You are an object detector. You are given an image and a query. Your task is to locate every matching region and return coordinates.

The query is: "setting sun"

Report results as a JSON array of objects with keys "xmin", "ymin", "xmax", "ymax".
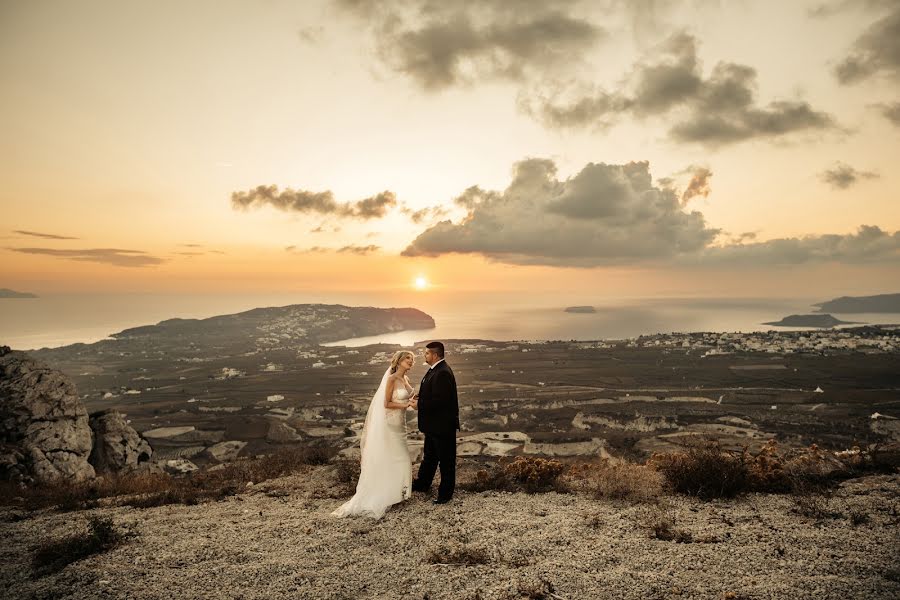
[{"xmin": 414, "ymin": 276, "xmax": 428, "ymax": 290}]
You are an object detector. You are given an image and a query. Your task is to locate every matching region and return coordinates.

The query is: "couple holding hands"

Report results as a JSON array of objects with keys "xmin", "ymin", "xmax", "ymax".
[{"xmin": 332, "ymin": 341, "xmax": 460, "ymax": 519}]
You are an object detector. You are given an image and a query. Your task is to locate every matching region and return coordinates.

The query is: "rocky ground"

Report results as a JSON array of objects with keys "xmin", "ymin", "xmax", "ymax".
[{"xmin": 2, "ymin": 466, "xmax": 898, "ymax": 600}]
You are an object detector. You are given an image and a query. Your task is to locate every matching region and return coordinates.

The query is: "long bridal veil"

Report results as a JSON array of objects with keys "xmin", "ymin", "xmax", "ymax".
[{"xmin": 331, "ymin": 367, "xmax": 410, "ymax": 519}]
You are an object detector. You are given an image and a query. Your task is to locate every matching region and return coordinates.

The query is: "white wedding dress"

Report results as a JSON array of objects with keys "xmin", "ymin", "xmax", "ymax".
[{"xmin": 331, "ymin": 368, "xmax": 412, "ymax": 519}]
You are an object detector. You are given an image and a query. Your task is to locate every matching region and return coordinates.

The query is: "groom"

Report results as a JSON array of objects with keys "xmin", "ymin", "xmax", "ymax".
[{"xmin": 409, "ymin": 341, "xmax": 459, "ymax": 504}]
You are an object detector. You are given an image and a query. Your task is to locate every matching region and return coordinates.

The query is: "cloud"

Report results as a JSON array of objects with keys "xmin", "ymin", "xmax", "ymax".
[
  {"xmin": 679, "ymin": 166, "xmax": 713, "ymax": 205},
  {"xmin": 13, "ymin": 230, "xmax": 79, "ymax": 240},
  {"xmin": 337, "ymin": 244, "xmax": 380, "ymax": 255},
  {"xmin": 7, "ymin": 247, "xmax": 164, "ymax": 267},
  {"xmin": 231, "ymin": 186, "xmax": 397, "ymax": 219},
  {"xmin": 286, "ymin": 244, "xmax": 380, "ymax": 255},
  {"xmin": 690, "ymin": 225, "xmax": 900, "ymax": 266},
  {"xmin": 401, "ymin": 157, "xmax": 900, "ymax": 267},
  {"xmin": 400, "ymin": 204, "xmax": 450, "ymax": 224},
  {"xmin": 402, "ymin": 158, "xmax": 720, "ymax": 267},
  {"xmin": 834, "ymin": 6, "xmax": 900, "ymax": 84},
  {"xmin": 523, "ymin": 33, "xmax": 836, "ymax": 146},
  {"xmin": 819, "ymin": 162, "xmax": 880, "ymax": 189},
  {"xmin": 809, "ymin": 0, "xmax": 896, "ymax": 19},
  {"xmin": 877, "ymin": 101, "xmax": 900, "ymax": 126},
  {"xmin": 335, "ymin": 0, "xmax": 603, "ymax": 90},
  {"xmin": 298, "ymin": 26, "xmax": 324, "ymax": 44},
  {"xmin": 659, "ymin": 164, "xmax": 714, "ymax": 206}
]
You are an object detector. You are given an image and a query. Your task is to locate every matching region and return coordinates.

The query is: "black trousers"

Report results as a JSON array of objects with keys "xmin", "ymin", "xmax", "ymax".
[{"xmin": 413, "ymin": 432, "xmax": 456, "ymax": 499}]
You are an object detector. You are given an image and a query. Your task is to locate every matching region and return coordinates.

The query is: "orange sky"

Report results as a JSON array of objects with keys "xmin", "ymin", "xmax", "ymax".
[{"xmin": 2, "ymin": 1, "xmax": 899, "ymax": 299}]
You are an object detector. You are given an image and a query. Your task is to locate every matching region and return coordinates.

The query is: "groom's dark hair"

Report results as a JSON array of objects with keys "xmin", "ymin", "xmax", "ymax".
[{"xmin": 426, "ymin": 341, "xmax": 444, "ymax": 358}]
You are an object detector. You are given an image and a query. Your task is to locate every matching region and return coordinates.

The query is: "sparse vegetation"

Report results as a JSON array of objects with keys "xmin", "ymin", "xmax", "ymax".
[
  {"xmin": 585, "ymin": 460, "xmax": 664, "ymax": 502},
  {"xmin": 648, "ymin": 438, "xmax": 886, "ymax": 500},
  {"xmin": 427, "ymin": 543, "xmax": 491, "ymax": 566},
  {"xmin": 649, "ymin": 439, "xmax": 749, "ymax": 499},
  {"xmin": 32, "ymin": 515, "xmax": 132, "ymax": 576},
  {"xmin": 463, "ymin": 456, "xmax": 567, "ymax": 494},
  {"xmin": 0, "ymin": 443, "xmax": 338, "ymax": 511},
  {"xmin": 640, "ymin": 503, "xmax": 693, "ymax": 543}
]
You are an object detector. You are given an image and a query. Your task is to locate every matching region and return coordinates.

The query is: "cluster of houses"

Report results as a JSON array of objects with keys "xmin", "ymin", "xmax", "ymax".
[{"xmin": 627, "ymin": 328, "xmax": 899, "ymax": 355}]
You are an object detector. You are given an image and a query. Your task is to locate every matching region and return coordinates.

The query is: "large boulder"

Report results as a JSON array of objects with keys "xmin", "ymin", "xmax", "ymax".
[
  {"xmin": 205, "ymin": 440, "xmax": 247, "ymax": 462},
  {"xmin": 0, "ymin": 346, "xmax": 96, "ymax": 484},
  {"xmin": 88, "ymin": 409, "xmax": 153, "ymax": 474}
]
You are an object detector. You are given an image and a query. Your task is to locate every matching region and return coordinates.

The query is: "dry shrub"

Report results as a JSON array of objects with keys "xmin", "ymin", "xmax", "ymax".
[
  {"xmin": 640, "ymin": 503, "xmax": 693, "ymax": 543},
  {"xmin": 3, "ymin": 443, "xmax": 335, "ymax": 511},
  {"xmin": 590, "ymin": 460, "xmax": 664, "ymax": 502},
  {"xmin": 649, "ymin": 439, "xmax": 861, "ymax": 499},
  {"xmin": 427, "ymin": 543, "xmax": 490, "ymax": 566},
  {"xmin": 32, "ymin": 515, "xmax": 133, "ymax": 577},
  {"xmin": 649, "ymin": 440, "xmax": 748, "ymax": 500},
  {"xmin": 464, "ymin": 457, "xmax": 567, "ymax": 494},
  {"xmin": 505, "ymin": 457, "xmax": 566, "ymax": 493},
  {"xmin": 744, "ymin": 440, "xmax": 792, "ymax": 492},
  {"xmin": 500, "ymin": 577, "xmax": 559, "ymax": 599},
  {"xmin": 332, "ymin": 458, "xmax": 360, "ymax": 487},
  {"xmin": 790, "ymin": 492, "xmax": 842, "ymax": 520}
]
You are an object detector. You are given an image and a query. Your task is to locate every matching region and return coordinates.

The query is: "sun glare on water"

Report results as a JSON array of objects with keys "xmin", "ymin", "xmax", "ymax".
[{"xmin": 414, "ymin": 276, "xmax": 428, "ymax": 290}]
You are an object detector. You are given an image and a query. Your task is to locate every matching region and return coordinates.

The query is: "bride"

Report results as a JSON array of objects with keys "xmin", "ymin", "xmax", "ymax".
[{"xmin": 331, "ymin": 350, "xmax": 415, "ymax": 519}]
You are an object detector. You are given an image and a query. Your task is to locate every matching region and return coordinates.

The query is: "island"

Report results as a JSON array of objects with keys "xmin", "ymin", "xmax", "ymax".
[
  {"xmin": 813, "ymin": 293, "xmax": 900, "ymax": 313},
  {"xmin": 762, "ymin": 313, "xmax": 860, "ymax": 328},
  {"xmin": 27, "ymin": 303, "xmax": 435, "ymax": 358},
  {"xmin": 565, "ymin": 306, "xmax": 596, "ymax": 314},
  {"xmin": 0, "ymin": 288, "xmax": 37, "ymax": 298}
]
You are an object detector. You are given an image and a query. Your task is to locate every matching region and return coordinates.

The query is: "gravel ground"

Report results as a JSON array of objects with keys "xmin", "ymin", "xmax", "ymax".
[{"xmin": 2, "ymin": 468, "xmax": 899, "ymax": 600}]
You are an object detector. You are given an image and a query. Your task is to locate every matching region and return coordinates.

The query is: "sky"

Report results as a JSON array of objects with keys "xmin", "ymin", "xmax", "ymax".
[{"xmin": 1, "ymin": 0, "xmax": 899, "ymax": 300}]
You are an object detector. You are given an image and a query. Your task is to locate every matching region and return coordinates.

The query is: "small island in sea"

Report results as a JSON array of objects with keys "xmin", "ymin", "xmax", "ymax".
[
  {"xmin": 813, "ymin": 293, "xmax": 900, "ymax": 313},
  {"xmin": 564, "ymin": 305, "xmax": 596, "ymax": 313},
  {"xmin": 763, "ymin": 313, "xmax": 860, "ymax": 327},
  {"xmin": 0, "ymin": 288, "xmax": 37, "ymax": 298}
]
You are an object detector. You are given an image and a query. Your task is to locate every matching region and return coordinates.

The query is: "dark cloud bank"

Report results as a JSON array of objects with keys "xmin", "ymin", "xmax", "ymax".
[
  {"xmin": 402, "ymin": 158, "xmax": 900, "ymax": 268},
  {"xmin": 522, "ymin": 33, "xmax": 836, "ymax": 146},
  {"xmin": 335, "ymin": 0, "xmax": 603, "ymax": 91},
  {"xmin": 231, "ymin": 186, "xmax": 397, "ymax": 219},
  {"xmin": 7, "ymin": 247, "xmax": 164, "ymax": 267}
]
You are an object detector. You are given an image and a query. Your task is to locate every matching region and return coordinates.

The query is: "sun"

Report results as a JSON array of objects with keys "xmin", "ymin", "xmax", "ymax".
[{"xmin": 414, "ymin": 276, "xmax": 428, "ymax": 290}]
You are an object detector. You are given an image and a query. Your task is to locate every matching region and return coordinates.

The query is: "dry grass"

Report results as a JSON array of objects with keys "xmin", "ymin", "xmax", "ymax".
[
  {"xmin": 427, "ymin": 543, "xmax": 491, "ymax": 566},
  {"xmin": 31, "ymin": 515, "xmax": 133, "ymax": 577},
  {"xmin": 462, "ymin": 457, "xmax": 567, "ymax": 494},
  {"xmin": 639, "ymin": 503, "xmax": 694, "ymax": 543},
  {"xmin": 648, "ymin": 438, "xmax": 883, "ymax": 500},
  {"xmin": 0, "ymin": 443, "xmax": 337, "ymax": 511},
  {"xmin": 649, "ymin": 440, "xmax": 749, "ymax": 499},
  {"xmin": 577, "ymin": 460, "xmax": 664, "ymax": 502}
]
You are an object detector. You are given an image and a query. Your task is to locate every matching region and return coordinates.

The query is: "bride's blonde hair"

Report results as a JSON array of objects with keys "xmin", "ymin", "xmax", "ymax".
[{"xmin": 389, "ymin": 350, "xmax": 415, "ymax": 374}]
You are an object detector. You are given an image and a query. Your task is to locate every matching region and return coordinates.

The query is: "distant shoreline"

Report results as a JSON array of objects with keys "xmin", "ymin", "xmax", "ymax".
[{"xmin": 0, "ymin": 288, "xmax": 37, "ymax": 299}]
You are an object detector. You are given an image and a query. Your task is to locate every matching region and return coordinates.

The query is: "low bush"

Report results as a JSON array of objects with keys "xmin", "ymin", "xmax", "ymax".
[
  {"xmin": 32, "ymin": 515, "xmax": 132, "ymax": 576},
  {"xmin": 589, "ymin": 460, "xmax": 664, "ymax": 502},
  {"xmin": 427, "ymin": 543, "xmax": 490, "ymax": 566},
  {"xmin": 463, "ymin": 457, "xmax": 567, "ymax": 494},
  {"xmin": 649, "ymin": 440, "xmax": 748, "ymax": 500},
  {"xmin": 2, "ymin": 443, "xmax": 337, "ymax": 511}
]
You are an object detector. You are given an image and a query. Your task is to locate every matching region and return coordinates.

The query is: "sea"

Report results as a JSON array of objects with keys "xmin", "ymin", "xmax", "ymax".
[{"xmin": 2, "ymin": 292, "xmax": 898, "ymax": 351}]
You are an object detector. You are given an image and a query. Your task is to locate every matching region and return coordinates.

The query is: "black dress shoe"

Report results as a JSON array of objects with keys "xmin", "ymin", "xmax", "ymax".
[{"xmin": 432, "ymin": 497, "xmax": 452, "ymax": 504}]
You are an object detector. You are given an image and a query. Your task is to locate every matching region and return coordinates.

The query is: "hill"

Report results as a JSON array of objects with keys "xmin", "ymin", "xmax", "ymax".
[
  {"xmin": 813, "ymin": 294, "xmax": 900, "ymax": 313},
  {"xmin": 1, "ymin": 459, "xmax": 898, "ymax": 600}
]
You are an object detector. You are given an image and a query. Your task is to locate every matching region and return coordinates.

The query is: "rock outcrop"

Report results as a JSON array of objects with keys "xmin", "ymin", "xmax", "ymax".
[
  {"xmin": 0, "ymin": 346, "xmax": 96, "ymax": 484},
  {"xmin": 88, "ymin": 409, "xmax": 153, "ymax": 474},
  {"xmin": 205, "ymin": 440, "xmax": 247, "ymax": 462}
]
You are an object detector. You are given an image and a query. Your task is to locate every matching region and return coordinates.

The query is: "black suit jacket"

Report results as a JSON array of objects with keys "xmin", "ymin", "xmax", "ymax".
[{"xmin": 417, "ymin": 360, "xmax": 460, "ymax": 435}]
